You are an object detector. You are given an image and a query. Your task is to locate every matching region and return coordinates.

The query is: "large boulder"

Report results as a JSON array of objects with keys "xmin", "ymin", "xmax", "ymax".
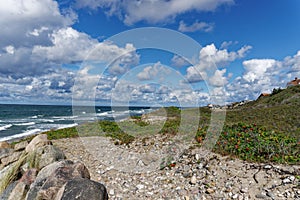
[
  {"xmin": 0, "ymin": 182, "xmax": 18, "ymax": 200},
  {"xmin": 6, "ymin": 169, "xmax": 38, "ymax": 200},
  {"xmin": 0, "ymin": 142, "xmax": 11, "ymax": 149},
  {"xmin": 34, "ymin": 145, "xmax": 66, "ymax": 170},
  {"xmin": 25, "ymin": 134, "xmax": 51, "ymax": 153},
  {"xmin": 1, "ymin": 151, "xmax": 23, "ymax": 166},
  {"xmin": 14, "ymin": 141, "xmax": 29, "ymax": 151},
  {"xmin": 25, "ymin": 160, "xmax": 90, "ymax": 200},
  {"xmin": 0, "ymin": 148, "xmax": 14, "ymax": 160},
  {"xmin": 55, "ymin": 178, "xmax": 108, "ymax": 200}
]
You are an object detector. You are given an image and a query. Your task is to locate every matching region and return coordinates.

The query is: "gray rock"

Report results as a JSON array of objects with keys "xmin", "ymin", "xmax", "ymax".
[
  {"xmin": 35, "ymin": 145, "xmax": 66, "ymax": 169},
  {"xmin": 14, "ymin": 141, "xmax": 29, "ymax": 151},
  {"xmin": 0, "ymin": 148, "xmax": 14, "ymax": 160},
  {"xmin": 8, "ymin": 182, "xmax": 28, "ymax": 200},
  {"xmin": 0, "ymin": 142, "xmax": 10, "ymax": 149},
  {"xmin": 25, "ymin": 134, "xmax": 51, "ymax": 153},
  {"xmin": 55, "ymin": 178, "xmax": 108, "ymax": 200},
  {"xmin": 26, "ymin": 160, "xmax": 90, "ymax": 200},
  {"xmin": 255, "ymin": 194, "xmax": 268, "ymax": 199},
  {"xmin": 1, "ymin": 151, "xmax": 22, "ymax": 166},
  {"xmin": 0, "ymin": 181, "xmax": 18, "ymax": 200}
]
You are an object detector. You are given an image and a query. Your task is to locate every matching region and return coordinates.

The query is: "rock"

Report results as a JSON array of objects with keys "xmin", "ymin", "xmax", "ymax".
[
  {"xmin": 109, "ymin": 189, "xmax": 115, "ymax": 196},
  {"xmin": 35, "ymin": 145, "xmax": 66, "ymax": 169},
  {"xmin": 26, "ymin": 160, "xmax": 90, "ymax": 200},
  {"xmin": 240, "ymin": 188, "xmax": 248, "ymax": 193},
  {"xmin": 0, "ymin": 148, "xmax": 14, "ymax": 159},
  {"xmin": 0, "ymin": 181, "xmax": 18, "ymax": 200},
  {"xmin": 190, "ymin": 175, "xmax": 197, "ymax": 184},
  {"xmin": 255, "ymin": 194, "xmax": 268, "ymax": 199},
  {"xmin": 1, "ymin": 151, "xmax": 23, "ymax": 166},
  {"xmin": 55, "ymin": 178, "xmax": 108, "ymax": 200},
  {"xmin": 25, "ymin": 134, "xmax": 51, "ymax": 153},
  {"xmin": 206, "ymin": 188, "xmax": 214, "ymax": 194},
  {"xmin": 14, "ymin": 141, "xmax": 28, "ymax": 151},
  {"xmin": 136, "ymin": 184, "xmax": 145, "ymax": 190},
  {"xmin": 8, "ymin": 182, "xmax": 28, "ymax": 200},
  {"xmin": 19, "ymin": 168, "xmax": 38, "ymax": 186},
  {"xmin": 0, "ymin": 141, "xmax": 10, "ymax": 149}
]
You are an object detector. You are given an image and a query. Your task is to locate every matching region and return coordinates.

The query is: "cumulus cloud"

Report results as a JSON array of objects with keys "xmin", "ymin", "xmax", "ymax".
[
  {"xmin": 0, "ymin": 0, "xmax": 76, "ymax": 48},
  {"xmin": 137, "ymin": 62, "xmax": 171, "ymax": 81},
  {"xmin": 171, "ymin": 55, "xmax": 192, "ymax": 68},
  {"xmin": 178, "ymin": 20, "xmax": 214, "ymax": 33},
  {"xmin": 225, "ymin": 53, "xmax": 300, "ymax": 102},
  {"xmin": 185, "ymin": 43, "xmax": 251, "ymax": 84},
  {"xmin": 75, "ymin": 0, "xmax": 234, "ymax": 25}
]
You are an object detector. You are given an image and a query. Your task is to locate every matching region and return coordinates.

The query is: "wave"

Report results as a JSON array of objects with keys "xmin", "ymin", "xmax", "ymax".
[
  {"xmin": 56, "ymin": 123, "xmax": 78, "ymax": 130},
  {"xmin": 0, "ymin": 128, "xmax": 41, "ymax": 142},
  {"xmin": 15, "ymin": 122, "xmax": 36, "ymax": 126},
  {"xmin": 0, "ymin": 124, "xmax": 13, "ymax": 131}
]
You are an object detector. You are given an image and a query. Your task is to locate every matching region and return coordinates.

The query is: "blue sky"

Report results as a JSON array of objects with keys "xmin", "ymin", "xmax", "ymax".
[{"xmin": 0, "ymin": 0, "xmax": 300, "ymax": 106}]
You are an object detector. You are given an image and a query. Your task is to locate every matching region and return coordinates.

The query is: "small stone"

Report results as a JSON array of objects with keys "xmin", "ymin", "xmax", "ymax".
[
  {"xmin": 263, "ymin": 165, "xmax": 272, "ymax": 169},
  {"xmin": 195, "ymin": 154, "xmax": 200, "ymax": 161},
  {"xmin": 190, "ymin": 175, "xmax": 197, "ymax": 184},
  {"xmin": 266, "ymin": 191, "xmax": 275, "ymax": 199},
  {"xmin": 232, "ymin": 194, "xmax": 238, "ymax": 199},
  {"xmin": 206, "ymin": 188, "xmax": 214, "ymax": 194},
  {"xmin": 255, "ymin": 194, "xmax": 268, "ymax": 199},
  {"xmin": 136, "ymin": 184, "xmax": 145, "ymax": 190},
  {"xmin": 109, "ymin": 189, "xmax": 115, "ymax": 196},
  {"xmin": 282, "ymin": 177, "xmax": 292, "ymax": 184},
  {"xmin": 184, "ymin": 196, "xmax": 190, "ymax": 200},
  {"xmin": 240, "ymin": 188, "xmax": 248, "ymax": 193}
]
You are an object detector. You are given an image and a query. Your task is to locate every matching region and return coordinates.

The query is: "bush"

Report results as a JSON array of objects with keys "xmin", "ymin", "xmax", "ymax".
[{"xmin": 195, "ymin": 123, "xmax": 300, "ymax": 164}]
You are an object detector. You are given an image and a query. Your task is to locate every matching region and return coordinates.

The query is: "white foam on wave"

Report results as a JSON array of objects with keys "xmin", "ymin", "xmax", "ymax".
[
  {"xmin": 56, "ymin": 123, "xmax": 78, "ymax": 130},
  {"xmin": 0, "ymin": 124, "xmax": 13, "ymax": 131},
  {"xmin": 0, "ymin": 128, "xmax": 41, "ymax": 142},
  {"xmin": 15, "ymin": 122, "xmax": 35, "ymax": 126}
]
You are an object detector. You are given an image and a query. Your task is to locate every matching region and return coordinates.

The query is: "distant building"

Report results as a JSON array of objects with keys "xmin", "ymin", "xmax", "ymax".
[
  {"xmin": 287, "ymin": 77, "xmax": 300, "ymax": 87},
  {"xmin": 258, "ymin": 93, "xmax": 270, "ymax": 99}
]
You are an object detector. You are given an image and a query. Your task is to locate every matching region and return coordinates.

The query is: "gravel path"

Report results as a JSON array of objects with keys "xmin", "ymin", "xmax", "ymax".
[{"xmin": 52, "ymin": 136, "xmax": 300, "ymax": 200}]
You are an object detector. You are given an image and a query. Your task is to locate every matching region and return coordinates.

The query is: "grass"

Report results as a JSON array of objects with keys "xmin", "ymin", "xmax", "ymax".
[{"xmin": 13, "ymin": 86, "xmax": 300, "ymax": 165}]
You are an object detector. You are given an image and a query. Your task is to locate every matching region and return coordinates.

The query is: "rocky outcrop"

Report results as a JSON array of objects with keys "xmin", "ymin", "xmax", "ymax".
[
  {"xmin": 56, "ymin": 178, "xmax": 108, "ymax": 200},
  {"xmin": 0, "ymin": 134, "xmax": 108, "ymax": 200}
]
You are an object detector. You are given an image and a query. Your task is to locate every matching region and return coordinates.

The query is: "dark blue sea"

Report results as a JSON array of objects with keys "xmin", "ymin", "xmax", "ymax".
[{"xmin": 0, "ymin": 104, "xmax": 153, "ymax": 142}]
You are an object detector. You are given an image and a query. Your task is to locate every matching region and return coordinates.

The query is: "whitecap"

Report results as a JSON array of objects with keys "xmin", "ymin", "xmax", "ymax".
[
  {"xmin": 0, "ymin": 124, "xmax": 13, "ymax": 131},
  {"xmin": 15, "ymin": 122, "xmax": 35, "ymax": 126},
  {"xmin": 0, "ymin": 129, "xmax": 41, "ymax": 142}
]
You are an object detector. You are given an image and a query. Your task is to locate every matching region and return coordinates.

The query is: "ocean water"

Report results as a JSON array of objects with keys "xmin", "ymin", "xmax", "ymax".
[{"xmin": 0, "ymin": 104, "xmax": 153, "ymax": 142}]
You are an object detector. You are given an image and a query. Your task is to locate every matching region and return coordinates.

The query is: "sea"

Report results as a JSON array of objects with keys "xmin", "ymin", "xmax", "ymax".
[{"xmin": 0, "ymin": 104, "xmax": 154, "ymax": 142}]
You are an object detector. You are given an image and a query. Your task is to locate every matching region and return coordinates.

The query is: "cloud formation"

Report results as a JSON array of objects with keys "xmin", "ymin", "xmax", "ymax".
[
  {"xmin": 75, "ymin": 0, "xmax": 234, "ymax": 25},
  {"xmin": 178, "ymin": 20, "xmax": 214, "ymax": 33}
]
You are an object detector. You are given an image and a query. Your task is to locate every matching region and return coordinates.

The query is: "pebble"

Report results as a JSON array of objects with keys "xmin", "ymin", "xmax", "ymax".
[
  {"xmin": 255, "ymin": 194, "xmax": 268, "ymax": 199},
  {"xmin": 190, "ymin": 175, "xmax": 197, "ymax": 185},
  {"xmin": 206, "ymin": 188, "xmax": 214, "ymax": 194}
]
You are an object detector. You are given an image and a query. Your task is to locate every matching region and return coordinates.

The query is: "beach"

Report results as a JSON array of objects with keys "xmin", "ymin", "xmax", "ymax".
[{"xmin": 52, "ymin": 135, "xmax": 300, "ymax": 199}]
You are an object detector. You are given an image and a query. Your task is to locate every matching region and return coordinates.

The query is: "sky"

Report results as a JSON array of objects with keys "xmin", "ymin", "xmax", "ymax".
[{"xmin": 0, "ymin": 0, "xmax": 300, "ymax": 106}]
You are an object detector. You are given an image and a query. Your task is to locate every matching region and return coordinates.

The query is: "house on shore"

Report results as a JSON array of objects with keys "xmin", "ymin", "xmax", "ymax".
[
  {"xmin": 258, "ymin": 93, "xmax": 270, "ymax": 99},
  {"xmin": 287, "ymin": 77, "xmax": 300, "ymax": 87}
]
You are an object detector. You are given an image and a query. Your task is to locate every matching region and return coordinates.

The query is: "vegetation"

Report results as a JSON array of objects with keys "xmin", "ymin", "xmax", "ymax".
[
  {"xmin": 196, "ymin": 123, "xmax": 299, "ymax": 164},
  {"xmin": 14, "ymin": 85, "xmax": 300, "ymax": 165}
]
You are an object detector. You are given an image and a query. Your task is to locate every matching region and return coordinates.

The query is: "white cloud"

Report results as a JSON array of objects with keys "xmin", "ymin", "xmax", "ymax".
[
  {"xmin": 137, "ymin": 62, "xmax": 171, "ymax": 81},
  {"xmin": 0, "ymin": 0, "xmax": 76, "ymax": 48},
  {"xmin": 75, "ymin": 0, "xmax": 234, "ymax": 25},
  {"xmin": 209, "ymin": 69, "xmax": 228, "ymax": 87},
  {"xmin": 185, "ymin": 43, "xmax": 251, "ymax": 84},
  {"xmin": 171, "ymin": 55, "xmax": 192, "ymax": 68},
  {"xmin": 178, "ymin": 20, "xmax": 214, "ymax": 32},
  {"xmin": 242, "ymin": 59, "xmax": 277, "ymax": 82}
]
